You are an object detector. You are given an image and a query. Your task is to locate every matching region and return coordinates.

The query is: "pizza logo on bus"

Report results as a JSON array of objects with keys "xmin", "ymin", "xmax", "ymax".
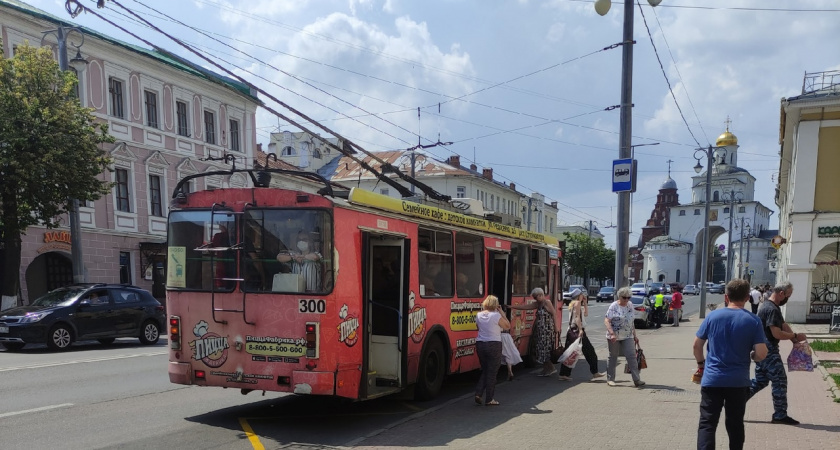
[
  {"xmin": 408, "ymin": 291, "xmax": 427, "ymax": 343},
  {"xmin": 189, "ymin": 320, "xmax": 230, "ymax": 368},
  {"xmin": 338, "ymin": 304, "xmax": 359, "ymax": 347}
]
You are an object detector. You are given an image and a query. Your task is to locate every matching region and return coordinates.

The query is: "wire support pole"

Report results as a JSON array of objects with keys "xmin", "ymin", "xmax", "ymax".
[{"xmin": 615, "ymin": 0, "xmax": 635, "ymax": 290}]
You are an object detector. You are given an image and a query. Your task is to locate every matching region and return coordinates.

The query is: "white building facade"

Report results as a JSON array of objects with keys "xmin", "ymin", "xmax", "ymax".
[{"xmin": 776, "ymin": 71, "xmax": 840, "ymax": 323}]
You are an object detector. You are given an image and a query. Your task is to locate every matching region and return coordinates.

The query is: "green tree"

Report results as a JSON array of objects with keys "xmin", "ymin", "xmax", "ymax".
[
  {"xmin": 563, "ymin": 232, "xmax": 615, "ymax": 288},
  {"xmin": 1, "ymin": 43, "xmax": 113, "ymax": 306}
]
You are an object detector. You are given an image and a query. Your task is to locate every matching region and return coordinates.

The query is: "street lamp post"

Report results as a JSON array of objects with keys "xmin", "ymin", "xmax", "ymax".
[
  {"xmin": 722, "ymin": 190, "xmax": 743, "ymax": 284},
  {"xmin": 694, "ymin": 146, "xmax": 726, "ymax": 318},
  {"xmin": 43, "ymin": 26, "xmax": 88, "ymax": 283},
  {"xmin": 595, "ymin": 0, "xmax": 663, "ymax": 289}
]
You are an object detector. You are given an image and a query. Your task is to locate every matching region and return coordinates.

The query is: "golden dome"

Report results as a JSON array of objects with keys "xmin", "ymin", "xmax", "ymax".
[{"xmin": 716, "ymin": 130, "xmax": 738, "ymax": 147}]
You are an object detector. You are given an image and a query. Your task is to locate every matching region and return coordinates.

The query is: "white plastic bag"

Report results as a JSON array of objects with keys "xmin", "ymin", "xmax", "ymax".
[{"xmin": 557, "ymin": 336, "xmax": 582, "ymax": 368}]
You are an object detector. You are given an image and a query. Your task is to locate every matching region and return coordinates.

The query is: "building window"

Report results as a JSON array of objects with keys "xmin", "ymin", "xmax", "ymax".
[
  {"xmin": 724, "ymin": 207, "xmax": 730, "ymax": 214},
  {"xmin": 176, "ymin": 101, "xmax": 189, "ymax": 137},
  {"xmin": 676, "ymin": 269, "xmax": 681, "ymax": 283},
  {"xmin": 679, "ymin": 210, "xmax": 686, "ymax": 216},
  {"xmin": 116, "ymin": 168, "xmax": 131, "ymax": 212},
  {"xmin": 713, "ymin": 191, "xmax": 719, "ymax": 202},
  {"xmin": 229, "ymin": 119, "xmax": 240, "ymax": 152},
  {"xmin": 456, "ymin": 186, "xmax": 466, "ymax": 198},
  {"xmin": 694, "ymin": 209, "xmax": 700, "ymax": 215},
  {"xmin": 204, "ymin": 111, "xmax": 216, "ymax": 144},
  {"xmin": 119, "ymin": 251, "xmax": 131, "ymax": 284},
  {"xmin": 145, "ymin": 91, "xmax": 158, "ymax": 128},
  {"xmin": 149, "ymin": 175, "xmax": 163, "ymax": 217},
  {"xmin": 282, "ymin": 146, "xmax": 295, "ymax": 156},
  {"xmin": 739, "ymin": 206, "xmax": 746, "ymax": 213},
  {"xmin": 109, "ymin": 77, "xmax": 124, "ymax": 119}
]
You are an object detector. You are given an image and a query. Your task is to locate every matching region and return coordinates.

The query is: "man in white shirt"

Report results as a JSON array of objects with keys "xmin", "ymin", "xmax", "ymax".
[{"xmin": 749, "ymin": 286, "xmax": 761, "ymax": 314}]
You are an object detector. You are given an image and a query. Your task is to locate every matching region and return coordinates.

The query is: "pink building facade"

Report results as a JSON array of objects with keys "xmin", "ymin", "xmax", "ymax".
[{"xmin": 1, "ymin": 0, "xmax": 260, "ymax": 303}]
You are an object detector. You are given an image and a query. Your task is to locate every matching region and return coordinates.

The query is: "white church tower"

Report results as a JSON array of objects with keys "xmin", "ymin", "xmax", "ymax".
[{"xmin": 642, "ymin": 119, "xmax": 777, "ymax": 287}]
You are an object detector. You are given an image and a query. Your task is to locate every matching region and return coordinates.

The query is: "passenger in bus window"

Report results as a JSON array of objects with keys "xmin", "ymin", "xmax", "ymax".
[
  {"xmin": 276, "ymin": 230, "xmax": 322, "ymax": 292},
  {"xmin": 457, "ymin": 272, "xmax": 470, "ymax": 297}
]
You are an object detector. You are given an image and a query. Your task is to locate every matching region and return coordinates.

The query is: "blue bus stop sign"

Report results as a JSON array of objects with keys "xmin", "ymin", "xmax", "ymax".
[{"xmin": 612, "ymin": 159, "xmax": 636, "ymax": 193}]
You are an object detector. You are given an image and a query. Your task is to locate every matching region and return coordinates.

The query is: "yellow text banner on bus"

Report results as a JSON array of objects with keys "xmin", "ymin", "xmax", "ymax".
[{"xmin": 348, "ymin": 188, "xmax": 559, "ymax": 247}]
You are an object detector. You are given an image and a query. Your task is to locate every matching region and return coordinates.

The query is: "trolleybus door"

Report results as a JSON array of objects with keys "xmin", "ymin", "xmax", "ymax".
[
  {"xmin": 488, "ymin": 251, "xmax": 510, "ymax": 307},
  {"xmin": 363, "ymin": 234, "xmax": 406, "ymax": 398}
]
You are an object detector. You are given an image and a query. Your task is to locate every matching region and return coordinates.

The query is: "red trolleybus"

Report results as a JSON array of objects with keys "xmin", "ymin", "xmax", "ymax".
[{"xmin": 166, "ymin": 169, "xmax": 562, "ymax": 400}]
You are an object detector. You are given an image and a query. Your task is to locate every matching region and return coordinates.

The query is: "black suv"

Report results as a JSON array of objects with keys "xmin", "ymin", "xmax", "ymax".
[{"xmin": 0, "ymin": 284, "xmax": 165, "ymax": 351}]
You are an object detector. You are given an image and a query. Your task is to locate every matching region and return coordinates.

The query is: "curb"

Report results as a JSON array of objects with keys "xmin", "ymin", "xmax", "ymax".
[{"xmin": 812, "ymin": 352, "xmax": 840, "ymax": 401}]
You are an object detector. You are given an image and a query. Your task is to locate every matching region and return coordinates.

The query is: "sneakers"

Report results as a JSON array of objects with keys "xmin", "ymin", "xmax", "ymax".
[
  {"xmin": 591, "ymin": 372, "xmax": 606, "ymax": 380},
  {"xmin": 607, "ymin": 381, "xmax": 617, "ymax": 387},
  {"xmin": 558, "ymin": 375, "xmax": 572, "ymax": 382},
  {"xmin": 771, "ymin": 416, "xmax": 800, "ymax": 425},
  {"xmin": 634, "ymin": 380, "xmax": 646, "ymax": 388}
]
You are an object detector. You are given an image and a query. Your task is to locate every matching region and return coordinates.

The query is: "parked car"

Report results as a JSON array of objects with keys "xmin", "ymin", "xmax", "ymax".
[
  {"xmin": 563, "ymin": 285, "xmax": 587, "ymax": 305},
  {"xmin": 0, "ymin": 284, "xmax": 165, "ymax": 351},
  {"xmin": 596, "ymin": 287, "xmax": 615, "ymax": 303},
  {"xmin": 630, "ymin": 296, "xmax": 652, "ymax": 329},
  {"xmin": 631, "ymin": 283, "xmax": 647, "ymax": 296},
  {"xmin": 708, "ymin": 284, "xmax": 725, "ymax": 294},
  {"xmin": 683, "ymin": 284, "xmax": 698, "ymax": 295}
]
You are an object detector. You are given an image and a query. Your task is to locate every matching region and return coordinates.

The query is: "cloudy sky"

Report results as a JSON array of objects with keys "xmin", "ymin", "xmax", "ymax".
[{"xmin": 31, "ymin": 0, "xmax": 840, "ymax": 249}]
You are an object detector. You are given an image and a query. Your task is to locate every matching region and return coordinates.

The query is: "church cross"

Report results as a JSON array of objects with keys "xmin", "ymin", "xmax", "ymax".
[
  {"xmin": 666, "ymin": 159, "xmax": 674, "ymax": 177},
  {"xmin": 724, "ymin": 116, "xmax": 732, "ymax": 131}
]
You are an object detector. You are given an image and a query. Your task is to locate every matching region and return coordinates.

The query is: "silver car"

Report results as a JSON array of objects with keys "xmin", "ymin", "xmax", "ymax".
[
  {"xmin": 630, "ymin": 296, "xmax": 653, "ymax": 329},
  {"xmin": 683, "ymin": 284, "xmax": 698, "ymax": 295}
]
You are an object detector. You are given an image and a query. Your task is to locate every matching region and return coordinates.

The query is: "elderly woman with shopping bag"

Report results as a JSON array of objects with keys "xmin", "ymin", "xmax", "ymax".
[
  {"xmin": 605, "ymin": 287, "xmax": 645, "ymax": 387},
  {"xmin": 557, "ymin": 288, "xmax": 605, "ymax": 381}
]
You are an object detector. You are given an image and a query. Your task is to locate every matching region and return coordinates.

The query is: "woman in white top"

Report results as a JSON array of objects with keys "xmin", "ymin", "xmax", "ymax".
[
  {"xmin": 604, "ymin": 287, "xmax": 644, "ymax": 387},
  {"xmin": 558, "ymin": 289, "xmax": 605, "ymax": 381},
  {"xmin": 474, "ymin": 295, "xmax": 511, "ymax": 406}
]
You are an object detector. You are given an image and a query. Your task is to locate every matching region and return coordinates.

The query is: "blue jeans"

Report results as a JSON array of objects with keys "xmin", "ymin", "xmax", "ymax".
[{"xmin": 698, "ymin": 386, "xmax": 750, "ymax": 450}]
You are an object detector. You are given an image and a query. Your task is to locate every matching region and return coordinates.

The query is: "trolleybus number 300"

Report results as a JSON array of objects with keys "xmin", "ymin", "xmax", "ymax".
[{"xmin": 299, "ymin": 299, "xmax": 327, "ymax": 314}]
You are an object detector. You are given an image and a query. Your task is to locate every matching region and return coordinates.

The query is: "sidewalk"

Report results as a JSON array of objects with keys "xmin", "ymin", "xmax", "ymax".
[{"xmin": 355, "ymin": 314, "xmax": 840, "ymax": 449}]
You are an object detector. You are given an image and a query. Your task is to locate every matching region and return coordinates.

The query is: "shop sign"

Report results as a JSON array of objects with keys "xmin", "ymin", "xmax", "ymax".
[
  {"xmin": 817, "ymin": 226, "xmax": 840, "ymax": 238},
  {"xmin": 43, "ymin": 231, "xmax": 72, "ymax": 244}
]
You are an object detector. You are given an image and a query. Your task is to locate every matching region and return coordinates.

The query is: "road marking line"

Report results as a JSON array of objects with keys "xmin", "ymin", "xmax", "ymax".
[
  {"xmin": 238, "ymin": 417, "xmax": 265, "ymax": 450},
  {"xmin": 0, "ymin": 403, "xmax": 74, "ymax": 418},
  {"xmin": 0, "ymin": 351, "xmax": 167, "ymax": 372}
]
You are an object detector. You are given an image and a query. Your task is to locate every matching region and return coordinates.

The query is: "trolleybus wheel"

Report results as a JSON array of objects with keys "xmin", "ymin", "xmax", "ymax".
[{"xmin": 415, "ymin": 337, "xmax": 445, "ymax": 400}]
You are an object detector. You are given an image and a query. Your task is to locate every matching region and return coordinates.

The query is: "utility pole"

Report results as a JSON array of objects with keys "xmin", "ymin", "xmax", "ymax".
[
  {"xmin": 738, "ymin": 217, "xmax": 746, "ymax": 279},
  {"xmin": 724, "ymin": 190, "xmax": 741, "ymax": 284},
  {"xmin": 585, "ymin": 220, "xmax": 593, "ymax": 290}
]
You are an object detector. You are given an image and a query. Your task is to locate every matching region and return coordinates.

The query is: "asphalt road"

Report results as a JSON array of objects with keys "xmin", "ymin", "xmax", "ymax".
[{"xmin": 0, "ymin": 293, "xmax": 719, "ymax": 449}]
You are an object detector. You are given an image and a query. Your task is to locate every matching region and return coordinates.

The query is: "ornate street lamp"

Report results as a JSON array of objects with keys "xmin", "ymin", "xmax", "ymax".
[
  {"xmin": 694, "ymin": 146, "xmax": 727, "ymax": 318},
  {"xmin": 595, "ymin": 0, "xmax": 663, "ymax": 289},
  {"xmin": 42, "ymin": 25, "xmax": 89, "ymax": 283}
]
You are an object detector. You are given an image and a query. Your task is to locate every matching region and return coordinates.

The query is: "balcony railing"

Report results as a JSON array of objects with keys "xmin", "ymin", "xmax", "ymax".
[{"xmin": 802, "ymin": 70, "xmax": 840, "ymax": 95}]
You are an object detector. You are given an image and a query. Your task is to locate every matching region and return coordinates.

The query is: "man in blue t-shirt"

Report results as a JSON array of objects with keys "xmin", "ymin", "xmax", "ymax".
[{"xmin": 693, "ymin": 279, "xmax": 767, "ymax": 450}]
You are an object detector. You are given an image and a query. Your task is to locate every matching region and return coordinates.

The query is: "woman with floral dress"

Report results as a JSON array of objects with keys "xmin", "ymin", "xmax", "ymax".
[
  {"xmin": 509, "ymin": 287, "xmax": 557, "ymax": 376},
  {"xmin": 604, "ymin": 286, "xmax": 644, "ymax": 387}
]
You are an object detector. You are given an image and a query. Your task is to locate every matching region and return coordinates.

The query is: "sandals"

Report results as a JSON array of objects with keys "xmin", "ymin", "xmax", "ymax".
[
  {"xmin": 475, "ymin": 395, "xmax": 483, "ymax": 405},
  {"xmin": 486, "ymin": 400, "xmax": 500, "ymax": 406},
  {"xmin": 537, "ymin": 369, "xmax": 558, "ymax": 377}
]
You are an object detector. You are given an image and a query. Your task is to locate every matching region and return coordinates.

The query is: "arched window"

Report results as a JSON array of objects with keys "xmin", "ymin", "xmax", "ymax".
[
  {"xmin": 713, "ymin": 191, "xmax": 720, "ymax": 202},
  {"xmin": 282, "ymin": 146, "xmax": 295, "ymax": 156},
  {"xmin": 676, "ymin": 269, "xmax": 681, "ymax": 282}
]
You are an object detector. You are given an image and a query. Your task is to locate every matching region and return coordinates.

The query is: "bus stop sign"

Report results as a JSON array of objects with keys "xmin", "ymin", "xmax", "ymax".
[{"xmin": 612, "ymin": 158, "xmax": 636, "ymax": 193}]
